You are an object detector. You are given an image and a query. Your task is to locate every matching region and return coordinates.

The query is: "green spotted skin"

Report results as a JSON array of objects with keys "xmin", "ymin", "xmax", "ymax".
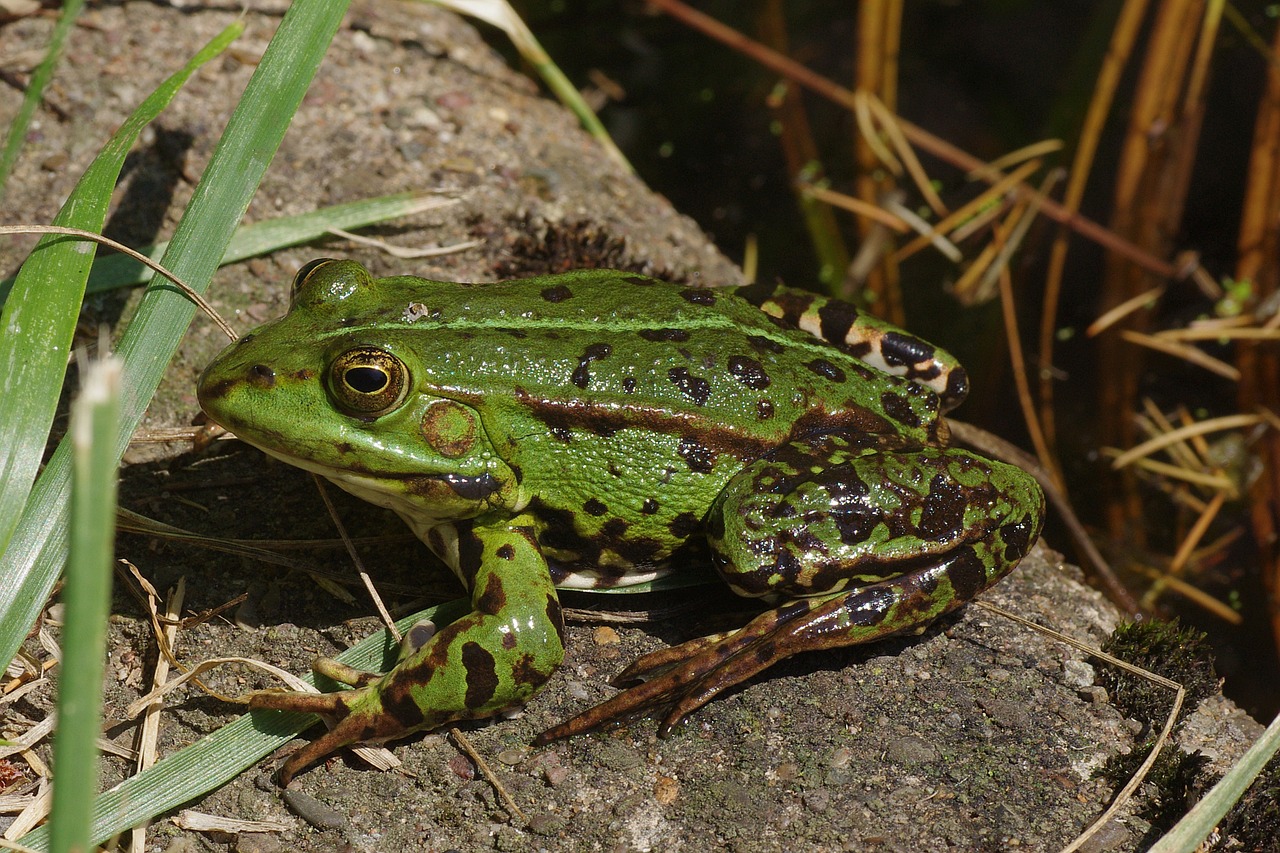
[{"xmin": 196, "ymin": 259, "xmax": 1044, "ymax": 782}]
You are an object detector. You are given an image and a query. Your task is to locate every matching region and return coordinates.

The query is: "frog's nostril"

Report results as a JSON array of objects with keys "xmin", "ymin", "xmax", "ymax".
[{"xmin": 249, "ymin": 364, "xmax": 276, "ymax": 388}]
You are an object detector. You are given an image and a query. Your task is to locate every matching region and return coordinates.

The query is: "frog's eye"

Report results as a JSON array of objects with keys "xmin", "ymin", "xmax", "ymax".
[
  {"xmin": 291, "ymin": 258, "xmax": 339, "ymax": 303},
  {"xmin": 329, "ymin": 347, "xmax": 409, "ymax": 417}
]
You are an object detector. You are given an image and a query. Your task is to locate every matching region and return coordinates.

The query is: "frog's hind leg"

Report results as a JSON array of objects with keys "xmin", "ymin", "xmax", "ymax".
[
  {"xmin": 535, "ymin": 433, "xmax": 1043, "ymax": 743},
  {"xmin": 737, "ymin": 281, "xmax": 970, "ymax": 411}
]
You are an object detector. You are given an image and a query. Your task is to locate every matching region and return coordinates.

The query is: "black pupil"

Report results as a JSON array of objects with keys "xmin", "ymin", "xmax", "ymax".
[{"xmin": 346, "ymin": 366, "xmax": 388, "ymax": 394}]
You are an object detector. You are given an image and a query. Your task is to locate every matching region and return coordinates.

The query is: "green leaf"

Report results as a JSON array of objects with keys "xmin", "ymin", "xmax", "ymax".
[
  {"xmin": 0, "ymin": 20, "xmax": 243, "ymax": 624},
  {"xmin": 49, "ymin": 357, "xmax": 120, "ymax": 853}
]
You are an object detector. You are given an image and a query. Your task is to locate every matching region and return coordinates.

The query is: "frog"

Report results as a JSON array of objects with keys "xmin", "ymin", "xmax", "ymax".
[{"xmin": 196, "ymin": 258, "xmax": 1045, "ymax": 785}]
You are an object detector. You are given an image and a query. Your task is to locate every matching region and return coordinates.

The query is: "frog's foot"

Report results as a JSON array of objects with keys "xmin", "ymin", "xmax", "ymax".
[{"xmin": 250, "ymin": 660, "xmax": 420, "ymax": 786}]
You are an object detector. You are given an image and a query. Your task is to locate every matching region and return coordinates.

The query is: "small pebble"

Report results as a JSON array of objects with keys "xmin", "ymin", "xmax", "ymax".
[
  {"xmin": 235, "ymin": 832, "xmax": 281, "ymax": 853},
  {"xmin": 281, "ymin": 789, "xmax": 345, "ymax": 831},
  {"xmin": 653, "ymin": 774, "xmax": 680, "ymax": 804}
]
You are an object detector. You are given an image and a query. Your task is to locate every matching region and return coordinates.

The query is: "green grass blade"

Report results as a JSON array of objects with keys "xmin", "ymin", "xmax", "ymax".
[
  {"xmin": 19, "ymin": 599, "xmax": 469, "ymax": 851},
  {"xmin": 89, "ymin": 191, "xmax": 450, "ymax": 294},
  {"xmin": 0, "ymin": 0, "xmax": 347, "ymax": 694},
  {"xmin": 0, "ymin": 191, "xmax": 454, "ymax": 304},
  {"xmin": 1147, "ymin": 710, "xmax": 1280, "ymax": 852},
  {"xmin": 0, "ymin": 22, "xmax": 241, "ymax": 580},
  {"xmin": 0, "ymin": 0, "xmax": 85, "ymax": 197},
  {"xmin": 48, "ymin": 357, "xmax": 120, "ymax": 853}
]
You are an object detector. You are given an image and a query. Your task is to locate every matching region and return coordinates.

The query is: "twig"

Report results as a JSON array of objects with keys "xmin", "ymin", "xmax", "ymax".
[{"xmin": 449, "ymin": 728, "xmax": 526, "ymax": 824}]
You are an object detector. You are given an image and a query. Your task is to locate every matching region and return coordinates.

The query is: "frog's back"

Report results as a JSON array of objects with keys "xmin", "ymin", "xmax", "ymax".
[{"xmin": 371, "ymin": 269, "xmax": 944, "ymax": 453}]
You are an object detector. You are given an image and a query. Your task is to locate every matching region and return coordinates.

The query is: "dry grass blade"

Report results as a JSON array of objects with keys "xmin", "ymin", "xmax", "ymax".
[
  {"xmin": 978, "ymin": 139, "xmax": 1063, "ymax": 175},
  {"xmin": 1117, "ymin": 330, "xmax": 1241, "ymax": 380},
  {"xmin": 877, "ymin": 196, "xmax": 962, "ymax": 262},
  {"xmin": 893, "ymin": 158, "xmax": 1040, "ymax": 262},
  {"xmin": 1157, "ymin": 326, "xmax": 1280, "ymax": 341},
  {"xmin": 1111, "ymin": 413, "xmax": 1264, "ymax": 470},
  {"xmin": 860, "ymin": 92, "xmax": 947, "ymax": 216},
  {"xmin": 326, "ymin": 227, "xmax": 483, "ymax": 259},
  {"xmin": 312, "ymin": 474, "xmax": 400, "ymax": 642},
  {"xmin": 0, "ymin": 225, "xmax": 238, "ymax": 340},
  {"xmin": 1086, "ymin": 285, "xmax": 1165, "ymax": 336},
  {"xmin": 796, "ymin": 183, "xmax": 909, "ymax": 233},
  {"xmin": 1103, "ymin": 451, "xmax": 1236, "ymax": 493}
]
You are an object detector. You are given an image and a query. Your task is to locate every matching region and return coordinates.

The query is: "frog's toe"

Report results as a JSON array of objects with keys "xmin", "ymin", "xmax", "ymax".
[
  {"xmin": 250, "ymin": 686, "xmax": 412, "ymax": 786},
  {"xmin": 534, "ymin": 626, "xmax": 779, "ymax": 744}
]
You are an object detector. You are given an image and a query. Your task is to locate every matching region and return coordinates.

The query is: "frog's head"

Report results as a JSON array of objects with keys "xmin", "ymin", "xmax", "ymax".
[{"xmin": 197, "ymin": 259, "xmax": 520, "ymax": 522}]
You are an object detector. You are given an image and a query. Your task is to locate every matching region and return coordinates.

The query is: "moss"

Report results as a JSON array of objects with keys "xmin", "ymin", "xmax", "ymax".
[
  {"xmin": 1094, "ymin": 618, "xmax": 1222, "ymax": 843},
  {"xmin": 492, "ymin": 216, "xmax": 651, "ymax": 278},
  {"xmin": 1097, "ymin": 618, "xmax": 1219, "ymax": 730}
]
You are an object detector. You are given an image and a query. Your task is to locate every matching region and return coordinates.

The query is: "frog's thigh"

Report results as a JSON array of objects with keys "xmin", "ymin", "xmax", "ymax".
[{"xmin": 708, "ymin": 434, "xmax": 1043, "ymax": 603}]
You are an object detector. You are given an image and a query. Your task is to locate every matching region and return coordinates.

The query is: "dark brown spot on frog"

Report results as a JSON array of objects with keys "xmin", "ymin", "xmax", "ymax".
[
  {"xmin": 622, "ymin": 377, "xmax": 637, "ymax": 393},
  {"xmin": 680, "ymin": 288, "xmax": 716, "ymax": 306},
  {"xmin": 728, "ymin": 355, "xmax": 771, "ymax": 390},
  {"xmin": 757, "ymin": 400, "xmax": 775, "ymax": 420},
  {"xmin": 641, "ymin": 498, "xmax": 659, "ymax": 514},
  {"xmin": 677, "ymin": 438, "xmax": 716, "ymax": 473},
  {"xmin": 608, "ymin": 463, "xmax": 621, "ymax": 477},
  {"xmin": 550, "ymin": 425, "xmax": 573, "ymax": 443},
  {"xmin": 504, "ymin": 328, "xmax": 529, "ymax": 338},
  {"xmin": 746, "ymin": 334, "xmax": 784, "ymax": 354},
  {"xmin": 455, "ymin": 521, "xmax": 484, "ymax": 585},
  {"xmin": 248, "ymin": 364, "xmax": 275, "ymax": 388},
  {"xmin": 501, "ymin": 632, "xmax": 518, "ymax": 651},
  {"xmin": 881, "ymin": 331, "xmax": 935, "ymax": 370},
  {"xmin": 816, "ymin": 298, "xmax": 860, "ymax": 344},
  {"xmin": 805, "ymin": 358, "xmax": 846, "ymax": 383},
  {"xmin": 541, "ymin": 284, "xmax": 573, "ymax": 303},
  {"xmin": 624, "ymin": 275, "xmax": 656, "ymax": 286},
  {"xmin": 918, "ymin": 474, "xmax": 972, "ymax": 541},
  {"xmin": 335, "ymin": 441, "xmax": 356, "ymax": 456},
  {"xmin": 584, "ymin": 498, "xmax": 609, "ymax": 516},
  {"xmin": 667, "ymin": 367, "xmax": 711, "ymax": 406},
  {"xmin": 496, "ymin": 544, "xmax": 516, "ymax": 560},
  {"xmin": 943, "ymin": 368, "xmax": 970, "ymax": 410},
  {"xmin": 426, "ymin": 526, "xmax": 448, "ymax": 556},
  {"xmin": 1001, "ymin": 515, "xmax": 1038, "ymax": 562},
  {"xmin": 942, "ymin": 546, "xmax": 989, "ymax": 602},
  {"xmin": 570, "ymin": 342, "xmax": 613, "ymax": 390},
  {"xmin": 461, "ymin": 642, "xmax": 498, "ymax": 709},
  {"xmin": 510, "ymin": 651, "xmax": 542, "ymax": 685},
  {"xmin": 546, "ymin": 594, "xmax": 566, "ymax": 642},
  {"xmin": 668, "ymin": 512, "xmax": 701, "ymax": 539},
  {"xmin": 477, "ymin": 573, "xmax": 507, "ymax": 615},
  {"xmin": 602, "ymin": 518, "xmax": 629, "ymax": 538},
  {"xmin": 880, "ymin": 391, "xmax": 921, "ymax": 428},
  {"xmin": 638, "ymin": 328, "xmax": 691, "ymax": 343}
]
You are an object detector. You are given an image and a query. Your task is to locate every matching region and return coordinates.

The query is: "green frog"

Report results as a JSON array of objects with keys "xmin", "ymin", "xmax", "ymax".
[{"xmin": 197, "ymin": 259, "xmax": 1044, "ymax": 785}]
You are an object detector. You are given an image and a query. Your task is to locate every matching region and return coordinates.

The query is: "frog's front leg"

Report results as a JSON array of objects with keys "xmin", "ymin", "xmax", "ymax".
[
  {"xmin": 536, "ymin": 432, "xmax": 1043, "ymax": 743},
  {"xmin": 251, "ymin": 513, "xmax": 564, "ymax": 785}
]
